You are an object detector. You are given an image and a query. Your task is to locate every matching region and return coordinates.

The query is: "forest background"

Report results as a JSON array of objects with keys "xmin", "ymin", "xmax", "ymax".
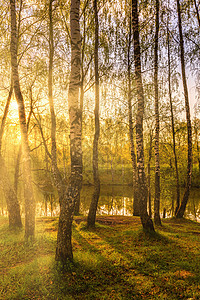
[{"xmin": 0, "ymin": 0, "xmax": 199, "ymax": 248}]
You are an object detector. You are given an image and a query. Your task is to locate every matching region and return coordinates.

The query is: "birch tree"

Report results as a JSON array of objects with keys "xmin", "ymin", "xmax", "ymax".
[
  {"xmin": 132, "ymin": 0, "xmax": 154, "ymax": 232},
  {"xmin": 127, "ymin": 7, "xmax": 139, "ymax": 217},
  {"xmin": 154, "ymin": 0, "xmax": 161, "ymax": 225},
  {"xmin": 56, "ymin": 0, "xmax": 82, "ymax": 262},
  {"xmin": 167, "ymin": 17, "xmax": 180, "ymax": 215},
  {"xmin": 87, "ymin": 0, "xmax": 100, "ymax": 228},
  {"xmin": 10, "ymin": 0, "xmax": 35, "ymax": 238},
  {"xmin": 175, "ymin": 0, "xmax": 192, "ymax": 218}
]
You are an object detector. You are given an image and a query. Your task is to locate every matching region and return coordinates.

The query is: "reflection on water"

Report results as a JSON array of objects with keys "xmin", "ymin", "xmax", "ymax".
[
  {"xmin": 36, "ymin": 185, "xmax": 200, "ymax": 222},
  {"xmin": 185, "ymin": 188, "xmax": 200, "ymax": 222},
  {"xmin": 80, "ymin": 185, "xmax": 133, "ymax": 216},
  {"xmin": 80, "ymin": 185, "xmax": 200, "ymax": 221}
]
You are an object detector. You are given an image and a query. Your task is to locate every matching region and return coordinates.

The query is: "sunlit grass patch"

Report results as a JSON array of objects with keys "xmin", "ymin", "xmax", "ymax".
[
  {"xmin": 1, "ymin": 216, "xmax": 200, "ymax": 299},
  {"xmin": 1, "ymin": 255, "xmax": 54, "ymax": 299},
  {"xmin": 74, "ymin": 250, "xmax": 104, "ymax": 269}
]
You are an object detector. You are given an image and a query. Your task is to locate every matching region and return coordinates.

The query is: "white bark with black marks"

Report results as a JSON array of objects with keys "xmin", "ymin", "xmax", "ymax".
[
  {"xmin": 132, "ymin": 0, "xmax": 155, "ymax": 232},
  {"xmin": 56, "ymin": 0, "xmax": 82, "ymax": 262}
]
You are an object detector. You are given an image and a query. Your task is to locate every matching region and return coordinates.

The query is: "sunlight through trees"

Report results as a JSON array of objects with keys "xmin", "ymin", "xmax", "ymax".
[{"xmin": 0, "ymin": 0, "xmax": 198, "ymax": 261}]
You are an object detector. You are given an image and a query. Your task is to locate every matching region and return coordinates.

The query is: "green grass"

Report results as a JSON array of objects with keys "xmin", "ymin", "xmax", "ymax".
[{"xmin": 0, "ymin": 216, "xmax": 200, "ymax": 299}]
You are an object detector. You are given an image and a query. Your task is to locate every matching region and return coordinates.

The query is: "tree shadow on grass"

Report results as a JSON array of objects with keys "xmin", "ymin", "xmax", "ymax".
[
  {"xmin": 1, "ymin": 217, "xmax": 200, "ymax": 299},
  {"xmin": 68, "ymin": 220, "xmax": 200, "ymax": 299},
  {"xmin": 50, "ymin": 224, "xmax": 142, "ymax": 299}
]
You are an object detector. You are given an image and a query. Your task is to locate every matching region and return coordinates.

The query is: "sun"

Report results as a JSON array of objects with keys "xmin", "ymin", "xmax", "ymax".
[{"xmin": 9, "ymin": 100, "xmax": 19, "ymax": 119}]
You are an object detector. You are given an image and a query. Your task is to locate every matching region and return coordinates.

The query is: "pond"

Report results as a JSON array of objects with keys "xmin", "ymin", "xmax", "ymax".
[
  {"xmin": 36, "ymin": 185, "xmax": 200, "ymax": 222},
  {"xmin": 80, "ymin": 185, "xmax": 200, "ymax": 222}
]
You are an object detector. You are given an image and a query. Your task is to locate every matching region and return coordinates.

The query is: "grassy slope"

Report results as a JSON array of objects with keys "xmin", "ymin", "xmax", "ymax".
[{"xmin": 0, "ymin": 216, "xmax": 200, "ymax": 300}]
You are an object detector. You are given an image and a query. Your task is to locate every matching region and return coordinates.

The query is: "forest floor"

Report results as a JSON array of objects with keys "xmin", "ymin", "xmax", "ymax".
[{"xmin": 0, "ymin": 216, "xmax": 200, "ymax": 300}]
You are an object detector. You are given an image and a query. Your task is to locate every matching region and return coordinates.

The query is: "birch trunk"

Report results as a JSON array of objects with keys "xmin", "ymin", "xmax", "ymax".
[
  {"xmin": 47, "ymin": 0, "xmax": 65, "ymax": 204},
  {"xmin": 87, "ymin": 0, "xmax": 100, "ymax": 228},
  {"xmin": 154, "ymin": 0, "xmax": 161, "ymax": 226},
  {"xmin": 176, "ymin": 0, "xmax": 192, "ymax": 218},
  {"xmin": 193, "ymin": 0, "xmax": 200, "ymax": 28},
  {"xmin": 74, "ymin": 13, "xmax": 85, "ymax": 215},
  {"xmin": 127, "ymin": 13, "xmax": 139, "ymax": 216},
  {"xmin": 132, "ymin": 0, "xmax": 154, "ymax": 232},
  {"xmin": 10, "ymin": 0, "xmax": 35, "ymax": 237},
  {"xmin": 56, "ymin": 0, "xmax": 82, "ymax": 262},
  {"xmin": 147, "ymin": 131, "xmax": 153, "ymax": 218},
  {"xmin": 167, "ymin": 26, "xmax": 180, "ymax": 215},
  {"xmin": 194, "ymin": 121, "xmax": 200, "ymax": 175}
]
